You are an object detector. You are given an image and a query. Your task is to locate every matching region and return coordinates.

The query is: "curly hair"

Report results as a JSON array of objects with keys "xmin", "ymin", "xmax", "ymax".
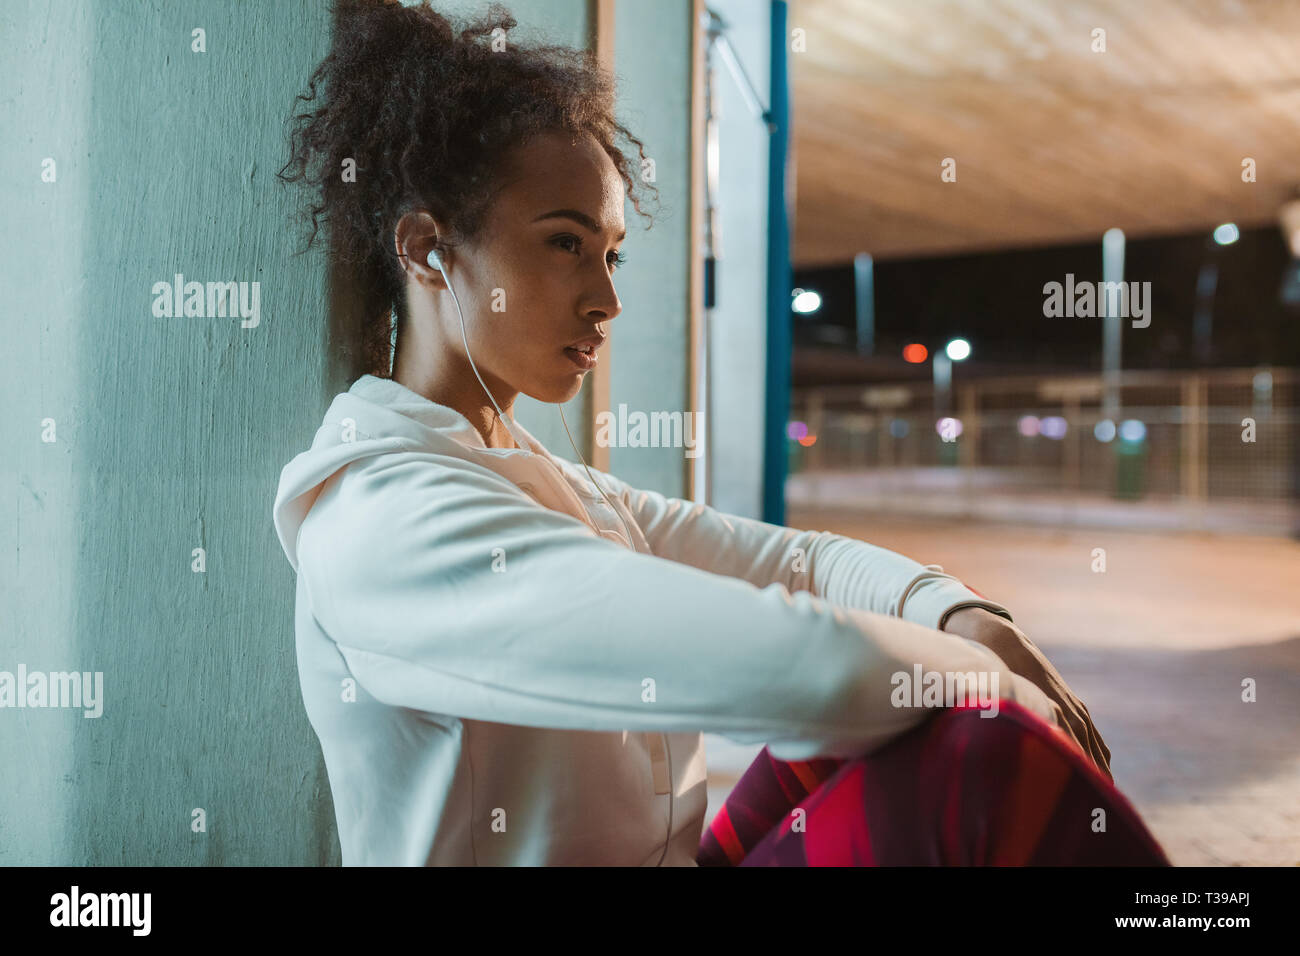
[{"xmin": 277, "ymin": 0, "xmax": 657, "ymax": 377}]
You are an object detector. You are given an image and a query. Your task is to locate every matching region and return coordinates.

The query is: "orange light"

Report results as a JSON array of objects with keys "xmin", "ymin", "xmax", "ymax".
[
  {"xmin": 798, "ymin": 435, "xmax": 817, "ymax": 447},
  {"xmin": 903, "ymin": 343, "xmax": 929, "ymax": 364}
]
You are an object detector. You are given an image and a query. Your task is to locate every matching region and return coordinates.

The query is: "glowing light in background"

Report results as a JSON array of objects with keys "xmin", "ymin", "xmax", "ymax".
[
  {"xmin": 787, "ymin": 421, "xmax": 808, "ymax": 441},
  {"xmin": 1212, "ymin": 222, "xmax": 1240, "ymax": 246},
  {"xmin": 935, "ymin": 417, "xmax": 963, "ymax": 441},
  {"xmin": 791, "ymin": 288, "xmax": 822, "ymax": 314},
  {"xmin": 1040, "ymin": 416, "xmax": 1068, "ymax": 440},
  {"xmin": 944, "ymin": 338, "xmax": 971, "ymax": 361},
  {"xmin": 1094, "ymin": 419, "xmax": 1117, "ymax": 442},
  {"xmin": 1119, "ymin": 419, "xmax": 1147, "ymax": 442},
  {"xmin": 902, "ymin": 343, "xmax": 929, "ymax": 364},
  {"xmin": 798, "ymin": 435, "xmax": 817, "ymax": 447},
  {"xmin": 1017, "ymin": 415, "xmax": 1041, "ymax": 437},
  {"xmin": 889, "ymin": 419, "xmax": 909, "ymax": 438}
]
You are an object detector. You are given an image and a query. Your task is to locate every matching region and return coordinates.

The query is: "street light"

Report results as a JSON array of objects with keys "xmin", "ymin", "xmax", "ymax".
[
  {"xmin": 934, "ymin": 337, "xmax": 970, "ymax": 419},
  {"xmin": 791, "ymin": 288, "xmax": 821, "ymax": 314},
  {"xmin": 1196, "ymin": 224, "xmax": 1238, "ymax": 362},
  {"xmin": 945, "ymin": 338, "xmax": 971, "ymax": 361},
  {"xmin": 1102, "ymin": 227, "xmax": 1125, "ymax": 423},
  {"xmin": 1213, "ymin": 222, "xmax": 1240, "ymax": 246}
]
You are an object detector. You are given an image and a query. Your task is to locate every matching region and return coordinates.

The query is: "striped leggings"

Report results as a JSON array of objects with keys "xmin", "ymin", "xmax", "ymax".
[{"xmin": 696, "ymin": 697, "xmax": 1171, "ymax": 866}]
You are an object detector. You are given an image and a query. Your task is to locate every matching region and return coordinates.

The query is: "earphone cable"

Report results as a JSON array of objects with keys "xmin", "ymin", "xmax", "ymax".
[
  {"xmin": 443, "ymin": 269, "xmax": 528, "ymax": 453},
  {"xmin": 558, "ymin": 403, "xmax": 674, "ymax": 867}
]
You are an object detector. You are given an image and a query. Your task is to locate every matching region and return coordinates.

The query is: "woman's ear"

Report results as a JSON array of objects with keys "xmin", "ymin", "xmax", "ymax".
[{"xmin": 393, "ymin": 210, "xmax": 449, "ymax": 284}]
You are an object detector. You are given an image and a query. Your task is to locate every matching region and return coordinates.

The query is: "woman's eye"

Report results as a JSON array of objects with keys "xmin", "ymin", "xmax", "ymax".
[{"xmin": 551, "ymin": 235, "xmax": 624, "ymax": 270}]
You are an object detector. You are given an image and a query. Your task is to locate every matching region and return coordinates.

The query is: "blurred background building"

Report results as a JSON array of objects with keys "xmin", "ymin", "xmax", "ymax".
[
  {"xmin": 709, "ymin": 0, "xmax": 1300, "ymax": 867},
  {"xmin": 779, "ymin": 0, "xmax": 1300, "ymax": 537}
]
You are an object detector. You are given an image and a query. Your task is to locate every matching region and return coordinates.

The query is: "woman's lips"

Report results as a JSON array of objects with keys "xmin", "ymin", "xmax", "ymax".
[{"xmin": 564, "ymin": 346, "xmax": 597, "ymax": 370}]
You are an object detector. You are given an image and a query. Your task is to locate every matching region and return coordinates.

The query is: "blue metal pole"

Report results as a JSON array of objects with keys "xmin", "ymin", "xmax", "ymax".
[
  {"xmin": 854, "ymin": 252, "xmax": 875, "ymax": 357},
  {"xmin": 762, "ymin": 0, "xmax": 791, "ymax": 525}
]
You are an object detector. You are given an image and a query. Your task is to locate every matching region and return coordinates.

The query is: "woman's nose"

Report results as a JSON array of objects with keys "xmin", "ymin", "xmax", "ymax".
[{"xmin": 586, "ymin": 267, "xmax": 622, "ymax": 322}]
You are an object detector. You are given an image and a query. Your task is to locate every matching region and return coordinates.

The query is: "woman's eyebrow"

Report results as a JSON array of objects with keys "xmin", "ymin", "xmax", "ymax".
[{"xmin": 533, "ymin": 208, "xmax": 626, "ymax": 242}]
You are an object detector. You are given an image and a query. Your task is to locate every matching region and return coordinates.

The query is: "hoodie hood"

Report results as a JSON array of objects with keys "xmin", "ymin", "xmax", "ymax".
[{"xmin": 272, "ymin": 374, "xmax": 567, "ymax": 574}]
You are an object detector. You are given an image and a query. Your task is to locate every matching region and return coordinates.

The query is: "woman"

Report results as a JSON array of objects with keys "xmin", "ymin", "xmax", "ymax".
[{"xmin": 273, "ymin": 0, "xmax": 1168, "ymax": 866}]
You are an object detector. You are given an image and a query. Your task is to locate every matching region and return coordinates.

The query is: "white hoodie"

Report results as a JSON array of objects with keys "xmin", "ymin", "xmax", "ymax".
[{"xmin": 271, "ymin": 374, "xmax": 1058, "ymax": 866}]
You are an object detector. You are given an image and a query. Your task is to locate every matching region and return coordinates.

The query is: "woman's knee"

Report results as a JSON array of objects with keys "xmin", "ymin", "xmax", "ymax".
[{"xmin": 925, "ymin": 697, "xmax": 1074, "ymax": 763}]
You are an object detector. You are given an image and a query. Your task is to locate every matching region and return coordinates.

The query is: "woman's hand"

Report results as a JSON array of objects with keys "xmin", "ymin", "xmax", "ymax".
[{"xmin": 942, "ymin": 607, "xmax": 1114, "ymax": 783}]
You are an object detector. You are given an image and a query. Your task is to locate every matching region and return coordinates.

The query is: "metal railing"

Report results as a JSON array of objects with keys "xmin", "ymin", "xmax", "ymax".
[{"xmin": 788, "ymin": 367, "xmax": 1300, "ymax": 533}]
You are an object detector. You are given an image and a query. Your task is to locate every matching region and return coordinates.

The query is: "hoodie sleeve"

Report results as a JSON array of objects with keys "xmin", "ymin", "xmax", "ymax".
[
  {"xmin": 592, "ymin": 469, "xmax": 1014, "ymax": 633},
  {"xmin": 298, "ymin": 453, "xmax": 1059, "ymax": 762}
]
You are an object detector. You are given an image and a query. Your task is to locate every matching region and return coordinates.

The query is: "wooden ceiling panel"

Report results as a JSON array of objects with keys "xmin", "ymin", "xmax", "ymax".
[{"xmin": 790, "ymin": 0, "xmax": 1300, "ymax": 265}]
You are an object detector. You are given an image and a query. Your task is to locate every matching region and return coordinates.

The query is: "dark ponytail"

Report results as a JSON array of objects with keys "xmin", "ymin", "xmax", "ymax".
[{"xmin": 278, "ymin": 0, "xmax": 656, "ymax": 376}]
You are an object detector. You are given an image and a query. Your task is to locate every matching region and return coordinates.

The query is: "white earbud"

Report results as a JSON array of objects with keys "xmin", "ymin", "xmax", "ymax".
[{"xmin": 426, "ymin": 249, "xmax": 442, "ymax": 270}]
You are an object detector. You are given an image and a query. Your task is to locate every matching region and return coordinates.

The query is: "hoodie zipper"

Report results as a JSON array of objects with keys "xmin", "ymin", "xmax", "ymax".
[{"xmin": 530, "ymin": 456, "xmax": 673, "ymax": 806}]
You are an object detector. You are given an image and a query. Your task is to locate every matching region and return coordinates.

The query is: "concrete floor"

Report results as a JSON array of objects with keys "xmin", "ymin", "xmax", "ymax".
[{"xmin": 702, "ymin": 510, "xmax": 1300, "ymax": 866}]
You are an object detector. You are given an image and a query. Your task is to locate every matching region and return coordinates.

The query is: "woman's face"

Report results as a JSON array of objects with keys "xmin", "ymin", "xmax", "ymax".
[{"xmin": 412, "ymin": 128, "xmax": 627, "ymax": 409}]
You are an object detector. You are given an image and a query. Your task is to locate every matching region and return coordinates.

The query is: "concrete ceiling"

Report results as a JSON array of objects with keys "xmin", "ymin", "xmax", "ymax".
[{"xmin": 789, "ymin": 0, "xmax": 1300, "ymax": 265}]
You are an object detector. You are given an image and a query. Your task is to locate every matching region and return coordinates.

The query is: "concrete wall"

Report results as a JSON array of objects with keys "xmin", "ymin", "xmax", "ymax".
[
  {"xmin": 0, "ymin": 0, "xmax": 702, "ymax": 864},
  {"xmin": 604, "ymin": 0, "xmax": 697, "ymax": 497},
  {"xmin": 0, "ymin": 0, "xmax": 94, "ymax": 867},
  {"xmin": 703, "ymin": 0, "xmax": 771, "ymax": 519},
  {"xmin": 3, "ymin": 0, "xmax": 340, "ymax": 865}
]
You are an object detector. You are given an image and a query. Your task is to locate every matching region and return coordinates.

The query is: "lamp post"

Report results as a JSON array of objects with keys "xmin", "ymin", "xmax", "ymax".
[
  {"xmin": 934, "ymin": 338, "xmax": 970, "ymax": 440},
  {"xmin": 854, "ymin": 252, "xmax": 874, "ymax": 356},
  {"xmin": 1193, "ymin": 222, "xmax": 1238, "ymax": 364},
  {"xmin": 1101, "ymin": 228, "xmax": 1125, "ymax": 423}
]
